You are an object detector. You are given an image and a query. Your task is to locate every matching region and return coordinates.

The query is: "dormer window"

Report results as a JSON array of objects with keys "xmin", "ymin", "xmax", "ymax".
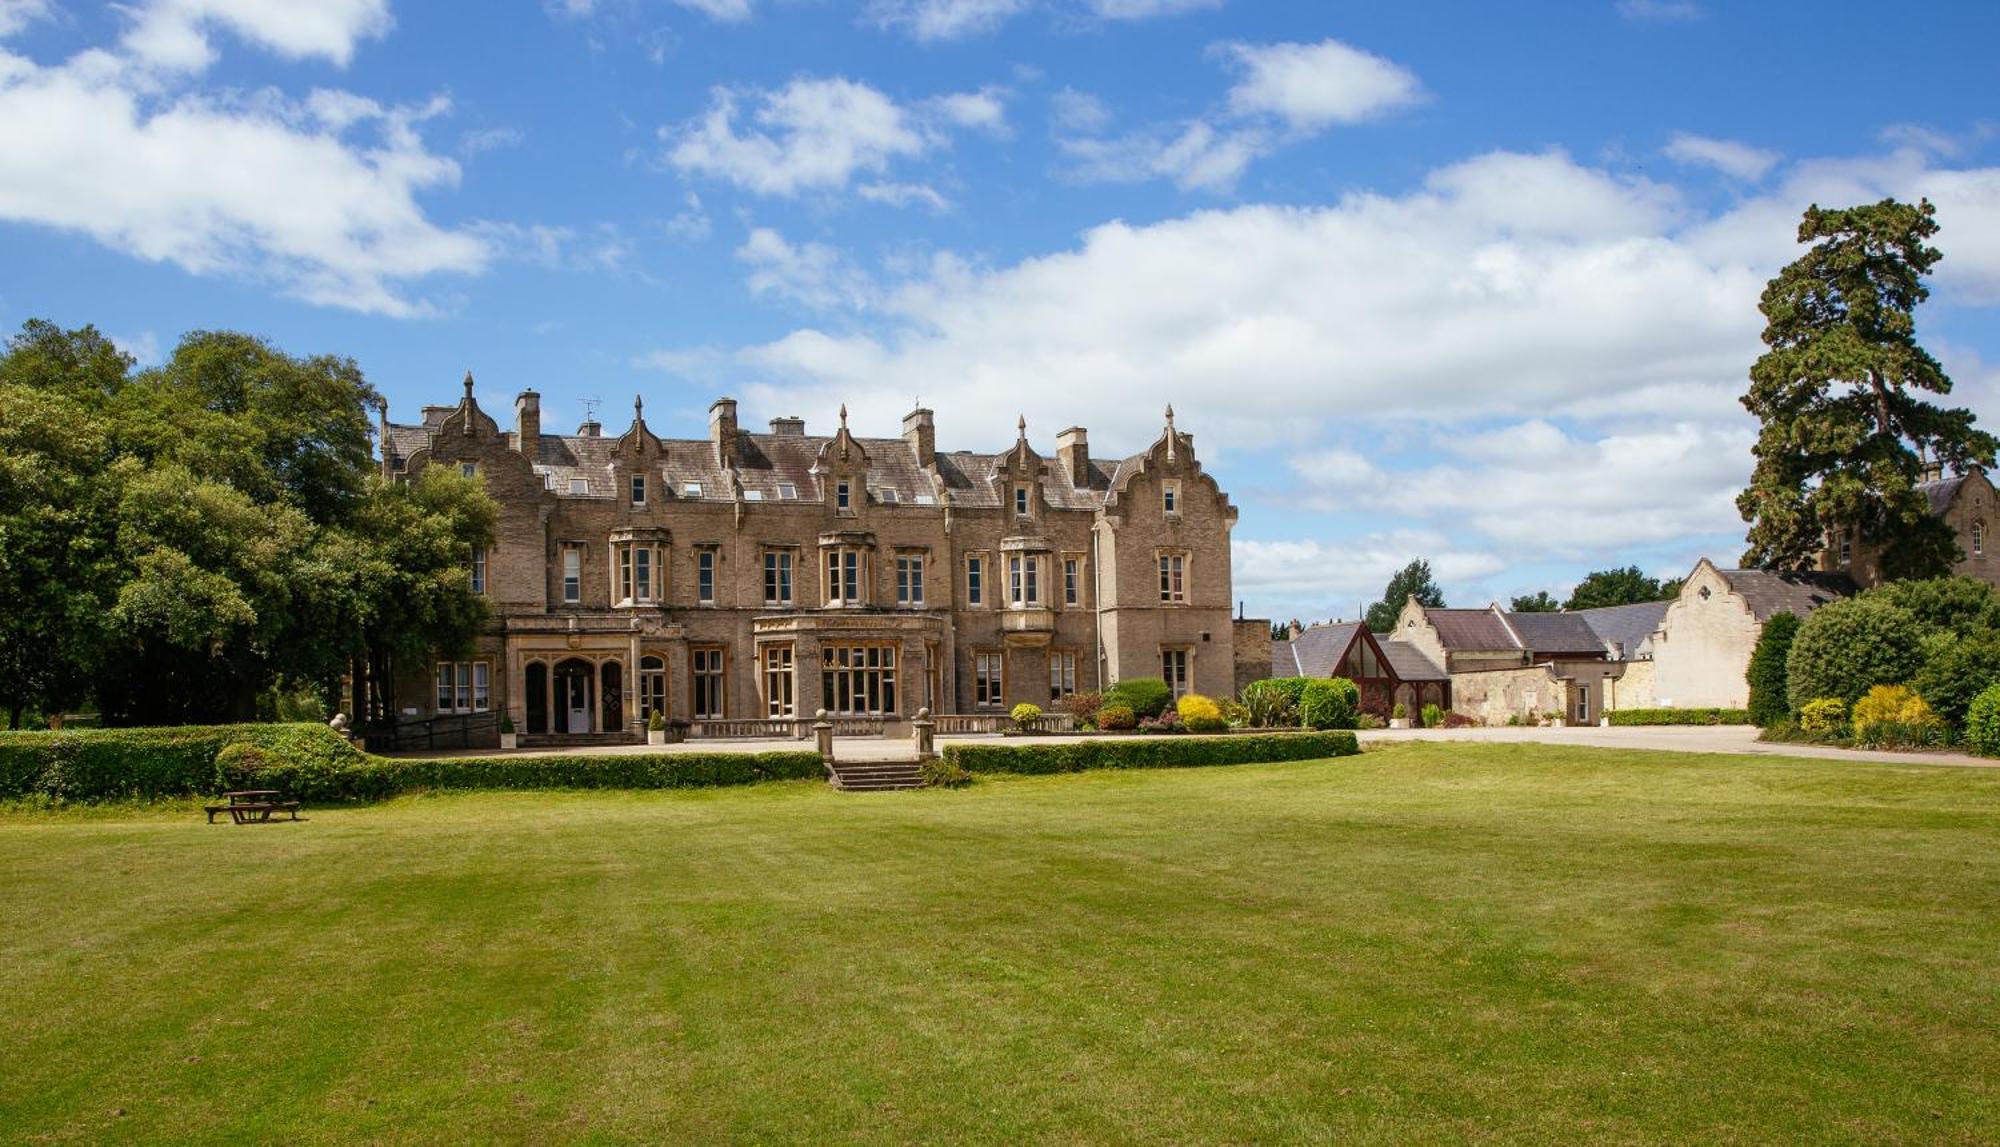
[
  {"xmin": 630, "ymin": 474, "xmax": 646, "ymax": 505},
  {"xmin": 1014, "ymin": 485, "xmax": 1029, "ymax": 516},
  {"xmin": 837, "ymin": 481, "xmax": 852, "ymax": 511},
  {"xmin": 1162, "ymin": 480, "xmax": 1180, "ymax": 516},
  {"xmin": 683, "ymin": 482, "xmax": 703, "ymax": 499},
  {"xmin": 568, "ymin": 478, "xmax": 588, "ymax": 495},
  {"xmin": 879, "ymin": 488, "xmax": 898, "ymax": 505},
  {"xmin": 778, "ymin": 483, "xmax": 799, "ymax": 501}
]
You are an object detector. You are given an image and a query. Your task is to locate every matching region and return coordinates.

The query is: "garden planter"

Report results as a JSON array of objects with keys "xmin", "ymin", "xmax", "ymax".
[
  {"xmin": 499, "ymin": 733, "xmax": 518, "ymax": 750},
  {"xmin": 1388, "ymin": 718, "xmax": 1411, "ymax": 729},
  {"xmin": 648, "ymin": 729, "xmax": 667, "ymax": 746}
]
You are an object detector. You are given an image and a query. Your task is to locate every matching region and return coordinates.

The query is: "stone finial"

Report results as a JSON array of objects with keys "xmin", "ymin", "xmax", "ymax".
[
  {"xmin": 1164, "ymin": 403, "xmax": 1176, "ymax": 461},
  {"xmin": 1017, "ymin": 413, "xmax": 1027, "ymax": 441},
  {"xmin": 634, "ymin": 393, "xmax": 644, "ymax": 423},
  {"xmin": 838, "ymin": 403, "xmax": 848, "ymax": 430},
  {"xmin": 463, "ymin": 370, "xmax": 475, "ymax": 400}
]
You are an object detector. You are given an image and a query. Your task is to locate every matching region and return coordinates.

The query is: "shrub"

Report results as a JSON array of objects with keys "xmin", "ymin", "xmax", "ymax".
[
  {"xmin": 1798, "ymin": 697, "xmax": 1848, "ymax": 734},
  {"xmin": 1440, "ymin": 712, "xmax": 1479, "ymax": 729},
  {"xmin": 1391, "ymin": 702, "xmax": 1408, "ymax": 719},
  {"xmin": 372, "ymin": 751, "xmax": 822, "ymax": 793},
  {"xmin": 1870, "ymin": 576, "xmax": 2000, "ymax": 637},
  {"xmin": 918, "ymin": 757, "xmax": 971, "ymax": 788},
  {"xmin": 1138, "ymin": 708, "xmax": 1184, "ymax": 734},
  {"xmin": 1746, "ymin": 611, "xmax": 1801, "ymax": 727},
  {"xmin": 1786, "ymin": 597, "xmax": 1927, "ymax": 711},
  {"xmin": 647, "ymin": 711, "xmax": 666, "ymax": 731},
  {"xmin": 1217, "ymin": 698, "xmax": 1250, "ymax": 727},
  {"xmin": 941, "ymin": 731, "xmax": 1361, "ymax": 776},
  {"xmin": 1241, "ymin": 679, "xmax": 1298, "ymax": 727},
  {"xmin": 499, "ymin": 715, "xmax": 516, "ymax": 735},
  {"xmin": 1298, "ymin": 678, "xmax": 1359, "ymax": 730},
  {"xmin": 1104, "ymin": 677, "xmax": 1174, "ymax": 719},
  {"xmin": 1965, "ymin": 684, "xmax": 2000, "ymax": 757},
  {"xmin": 1850, "ymin": 684, "xmax": 1940, "ymax": 736},
  {"xmin": 1911, "ymin": 631, "xmax": 2000, "ymax": 728},
  {"xmin": 1055, "ymin": 691, "xmax": 1101, "ymax": 722},
  {"xmin": 1605, "ymin": 708, "xmax": 1751, "ymax": 727},
  {"xmin": 1010, "ymin": 702, "xmax": 1044, "ymax": 728},
  {"xmin": 1176, "ymin": 694, "xmax": 1227, "ymax": 733},
  {"xmin": 1356, "ymin": 713, "xmax": 1385, "ymax": 730},
  {"xmin": 1096, "ymin": 704, "xmax": 1137, "ymax": 731},
  {"xmin": 1420, "ymin": 703, "xmax": 1442, "ymax": 729}
]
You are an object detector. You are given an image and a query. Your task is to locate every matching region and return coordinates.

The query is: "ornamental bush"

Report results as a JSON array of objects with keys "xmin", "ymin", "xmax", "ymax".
[
  {"xmin": 1055, "ymin": 691, "xmax": 1102, "ymax": 724},
  {"xmin": 942, "ymin": 731, "xmax": 1360, "ymax": 776},
  {"xmin": 1010, "ymin": 702, "xmax": 1044, "ymax": 728},
  {"xmin": 1104, "ymin": 677, "xmax": 1174, "ymax": 719},
  {"xmin": 1176, "ymin": 693, "xmax": 1227, "ymax": 733},
  {"xmin": 1798, "ymin": 697, "xmax": 1848, "ymax": 734},
  {"xmin": 1096, "ymin": 704, "xmax": 1137, "ymax": 731},
  {"xmin": 1241, "ymin": 679, "xmax": 1298, "ymax": 727},
  {"xmin": 1910, "ymin": 630, "xmax": 2000, "ymax": 727},
  {"xmin": 1964, "ymin": 684, "xmax": 2000, "ymax": 757},
  {"xmin": 1420, "ymin": 703, "xmax": 1442, "ymax": 728},
  {"xmin": 1786, "ymin": 597, "xmax": 1928, "ymax": 711},
  {"xmin": 1850, "ymin": 684, "xmax": 1938, "ymax": 734},
  {"xmin": 1745, "ymin": 611, "xmax": 1801, "ymax": 727},
  {"xmin": 1298, "ymin": 677, "xmax": 1360, "ymax": 731}
]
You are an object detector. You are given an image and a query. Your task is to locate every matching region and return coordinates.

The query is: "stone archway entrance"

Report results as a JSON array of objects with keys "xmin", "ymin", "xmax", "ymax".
[{"xmin": 553, "ymin": 658, "xmax": 595, "ymax": 734}]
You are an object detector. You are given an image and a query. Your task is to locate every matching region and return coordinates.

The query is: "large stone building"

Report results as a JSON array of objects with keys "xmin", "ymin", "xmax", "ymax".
[
  {"xmin": 379, "ymin": 377, "xmax": 1243, "ymax": 740},
  {"xmin": 1646, "ymin": 559, "xmax": 1852, "ymax": 709},
  {"xmin": 1816, "ymin": 469, "xmax": 1997, "ymax": 588}
]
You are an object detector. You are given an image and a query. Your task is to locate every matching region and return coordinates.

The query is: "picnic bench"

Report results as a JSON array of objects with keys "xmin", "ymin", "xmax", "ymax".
[{"xmin": 204, "ymin": 790, "xmax": 301, "ymax": 825}]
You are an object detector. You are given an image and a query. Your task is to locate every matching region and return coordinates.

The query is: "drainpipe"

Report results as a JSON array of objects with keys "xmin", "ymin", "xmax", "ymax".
[{"xmin": 1092, "ymin": 522, "xmax": 1106, "ymax": 690}]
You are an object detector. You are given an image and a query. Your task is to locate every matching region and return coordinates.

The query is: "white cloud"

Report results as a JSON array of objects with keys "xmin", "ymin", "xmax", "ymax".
[
  {"xmin": 471, "ymin": 221, "xmax": 629, "ymax": 272},
  {"xmin": 1234, "ymin": 535, "xmax": 1506, "ymax": 616},
  {"xmin": 661, "ymin": 190, "xmax": 710, "ymax": 240},
  {"xmin": 736, "ymin": 227, "xmax": 873, "ymax": 311},
  {"xmin": 1617, "ymin": 0, "xmax": 1701, "ymax": 21},
  {"xmin": 1219, "ymin": 38, "xmax": 1423, "ymax": 132},
  {"xmin": 1084, "ymin": 0, "xmax": 1221, "ymax": 17},
  {"xmin": 459, "ymin": 125, "xmax": 523, "ymax": 157},
  {"xmin": 111, "ymin": 330, "xmax": 162, "ymax": 366},
  {"xmin": 0, "ymin": 34, "xmax": 487, "ymax": 316},
  {"xmin": 665, "ymin": 77, "xmax": 933, "ymax": 198},
  {"xmin": 1060, "ymin": 119, "xmax": 1267, "ymax": 192},
  {"xmin": 1663, "ymin": 131, "xmax": 1779, "ymax": 181},
  {"xmin": 119, "ymin": 0, "xmax": 392, "ymax": 72},
  {"xmin": 857, "ymin": 181, "xmax": 950, "ymax": 211},
  {"xmin": 928, "ymin": 87, "xmax": 1009, "ymax": 135},
  {"xmin": 865, "ymin": 0, "xmax": 1027, "ymax": 41},
  {"xmin": 0, "ymin": 0, "xmax": 51, "ymax": 38},
  {"xmin": 550, "ymin": 0, "xmax": 752, "ymax": 20},
  {"xmin": 1050, "ymin": 87, "xmax": 1111, "ymax": 133}
]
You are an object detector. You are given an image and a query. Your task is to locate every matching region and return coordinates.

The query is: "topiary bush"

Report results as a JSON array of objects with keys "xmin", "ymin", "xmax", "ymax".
[
  {"xmin": 1176, "ymin": 693, "xmax": 1227, "ymax": 733},
  {"xmin": 1104, "ymin": 677, "xmax": 1174, "ymax": 719},
  {"xmin": 1096, "ymin": 704, "xmax": 1137, "ymax": 731},
  {"xmin": 1964, "ymin": 683, "xmax": 2000, "ymax": 757},
  {"xmin": 1786, "ymin": 597, "xmax": 1927, "ymax": 711},
  {"xmin": 1010, "ymin": 702, "xmax": 1044, "ymax": 728},
  {"xmin": 1298, "ymin": 678, "xmax": 1360, "ymax": 730},
  {"xmin": 1746, "ymin": 611, "xmax": 1801, "ymax": 727},
  {"xmin": 1798, "ymin": 697, "xmax": 1848, "ymax": 735}
]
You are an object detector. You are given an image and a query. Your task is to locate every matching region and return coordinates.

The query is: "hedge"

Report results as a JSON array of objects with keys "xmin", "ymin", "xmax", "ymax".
[
  {"xmin": 941, "ymin": 730, "xmax": 1360, "ymax": 776},
  {"xmin": 1605, "ymin": 708, "xmax": 1751, "ymax": 727},
  {"xmin": 0, "ymin": 722, "xmax": 823, "ymax": 803}
]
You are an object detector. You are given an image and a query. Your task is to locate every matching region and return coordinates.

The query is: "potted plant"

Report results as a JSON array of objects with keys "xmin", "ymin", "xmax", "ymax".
[
  {"xmin": 1389, "ymin": 702, "xmax": 1410, "ymax": 730},
  {"xmin": 499, "ymin": 715, "xmax": 517, "ymax": 750},
  {"xmin": 647, "ymin": 710, "xmax": 668, "ymax": 746}
]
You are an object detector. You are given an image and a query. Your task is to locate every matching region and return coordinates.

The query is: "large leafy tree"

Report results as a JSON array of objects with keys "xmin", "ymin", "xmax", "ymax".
[
  {"xmin": 1739, "ymin": 198, "xmax": 1996, "ymax": 577},
  {"xmin": 1509, "ymin": 591, "xmax": 1561, "ymax": 613},
  {"xmin": 1564, "ymin": 566, "xmax": 1674, "ymax": 611},
  {"xmin": 1366, "ymin": 560, "xmax": 1444, "ymax": 633}
]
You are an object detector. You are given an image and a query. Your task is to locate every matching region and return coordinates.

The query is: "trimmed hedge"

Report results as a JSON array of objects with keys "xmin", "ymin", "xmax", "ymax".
[
  {"xmin": 0, "ymin": 722, "xmax": 823, "ymax": 803},
  {"xmin": 941, "ymin": 730, "xmax": 1360, "ymax": 776},
  {"xmin": 1605, "ymin": 708, "xmax": 1751, "ymax": 727}
]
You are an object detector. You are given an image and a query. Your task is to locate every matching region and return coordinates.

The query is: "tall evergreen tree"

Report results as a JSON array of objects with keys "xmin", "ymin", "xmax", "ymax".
[
  {"xmin": 1745, "ymin": 611, "xmax": 1801, "ymax": 727},
  {"xmin": 1366, "ymin": 560, "xmax": 1444, "ymax": 633},
  {"xmin": 1739, "ymin": 198, "xmax": 1995, "ymax": 577}
]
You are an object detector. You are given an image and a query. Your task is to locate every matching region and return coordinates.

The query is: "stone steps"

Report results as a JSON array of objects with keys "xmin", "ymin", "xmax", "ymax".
[{"xmin": 827, "ymin": 760, "xmax": 926, "ymax": 792}]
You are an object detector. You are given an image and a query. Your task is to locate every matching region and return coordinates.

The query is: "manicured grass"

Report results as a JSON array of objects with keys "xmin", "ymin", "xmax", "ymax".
[{"xmin": 2, "ymin": 743, "xmax": 1996, "ymax": 1143}]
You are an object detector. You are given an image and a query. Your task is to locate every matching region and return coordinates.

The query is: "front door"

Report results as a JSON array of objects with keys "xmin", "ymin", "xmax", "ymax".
[{"xmin": 564, "ymin": 673, "xmax": 590, "ymax": 733}]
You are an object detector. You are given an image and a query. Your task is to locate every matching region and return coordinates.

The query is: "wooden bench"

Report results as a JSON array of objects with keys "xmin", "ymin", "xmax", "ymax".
[{"xmin": 204, "ymin": 791, "xmax": 302, "ymax": 825}]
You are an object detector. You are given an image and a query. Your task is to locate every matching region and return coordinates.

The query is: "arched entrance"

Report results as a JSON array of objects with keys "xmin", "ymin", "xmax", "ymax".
[{"xmin": 553, "ymin": 658, "xmax": 594, "ymax": 734}]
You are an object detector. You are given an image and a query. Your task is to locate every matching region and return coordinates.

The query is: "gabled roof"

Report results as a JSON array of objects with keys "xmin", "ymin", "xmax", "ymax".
[
  {"xmin": 1714, "ymin": 568, "xmax": 1854, "ymax": 622},
  {"xmin": 1273, "ymin": 621, "xmax": 1449, "ymax": 682},
  {"xmin": 1501, "ymin": 611, "xmax": 1605, "ymax": 657},
  {"xmin": 1287, "ymin": 622, "xmax": 1365, "ymax": 679},
  {"xmin": 1379, "ymin": 640, "xmax": 1448, "ymax": 681},
  {"xmin": 1571, "ymin": 600, "xmax": 1670, "ymax": 660},
  {"xmin": 1919, "ymin": 474, "xmax": 1967, "ymax": 517},
  {"xmin": 1425, "ymin": 608, "xmax": 1520, "ymax": 651}
]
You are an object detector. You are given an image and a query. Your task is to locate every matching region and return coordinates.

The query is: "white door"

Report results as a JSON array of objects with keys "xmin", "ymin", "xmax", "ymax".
[{"xmin": 565, "ymin": 674, "xmax": 590, "ymax": 733}]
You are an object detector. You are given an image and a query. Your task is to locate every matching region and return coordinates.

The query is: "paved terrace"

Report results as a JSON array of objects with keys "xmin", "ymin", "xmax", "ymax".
[{"xmin": 385, "ymin": 725, "xmax": 1998, "ymax": 769}]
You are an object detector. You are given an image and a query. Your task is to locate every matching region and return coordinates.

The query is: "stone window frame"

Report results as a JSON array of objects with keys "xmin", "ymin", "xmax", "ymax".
[
  {"xmin": 761, "ymin": 643, "xmax": 796, "ymax": 718},
  {"xmin": 1049, "ymin": 650, "xmax": 1079, "ymax": 702},
  {"xmin": 691, "ymin": 645, "xmax": 728, "ymax": 720},
  {"xmin": 823, "ymin": 544, "xmax": 871, "ymax": 607},
  {"xmin": 434, "ymin": 659, "xmax": 491, "ymax": 714},
  {"xmin": 762, "ymin": 547, "xmax": 796, "ymax": 607},
  {"xmin": 966, "ymin": 552, "xmax": 988, "ymax": 608},
  {"xmin": 630, "ymin": 473, "xmax": 647, "ymax": 506},
  {"xmin": 696, "ymin": 547, "xmax": 719, "ymax": 606},
  {"xmin": 895, "ymin": 549, "xmax": 927, "ymax": 607},
  {"xmin": 1157, "ymin": 549, "xmax": 1189, "ymax": 605},
  {"xmin": 973, "ymin": 649, "xmax": 1006, "ymax": 710},
  {"xmin": 1008, "ymin": 552, "xmax": 1043, "ymax": 607},
  {"xmin": 560, "ymin": 546, "xmax": 583, "ymax": 605},
  {"xmin": 1160, "ymin": 646, "xmax": 1192, "ymax": 699},
  {"xmin": 1161, "ymin": 479, "xmax": 1180, "ymax": 517},
  {"xmin": 612, "ymin": 539, "xmax": 665, "ymax": 606},
  {"xmin": 469, "ymin": 544, "xmax": 487, "ymax": 596},
  {"xmin": 1062, "ymin": 553, "xmax": 1083, "ymax": 607}
]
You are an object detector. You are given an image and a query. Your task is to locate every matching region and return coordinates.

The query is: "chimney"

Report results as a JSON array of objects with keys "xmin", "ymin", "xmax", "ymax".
[
  {"xmin": 769, "ymin": 416, "xmax": 805, "ymax": 436},
  {"xmin": 578, "ymin": 417, "xmax": 601, "ymax": 437},
  {"xmin": 709, "ymin": 397, "xmax": 738, "ymax": 466},
  {"xmin": 903, "ymin": 406, "xmax": 935, "ymax": 467},
  {"xmin": 1056, "ymin": 426, "xmax": 1089, "ymax": 488},
  {"xmin": 516, "ymin": 389, "xmax": 540, "ymax": 459}
]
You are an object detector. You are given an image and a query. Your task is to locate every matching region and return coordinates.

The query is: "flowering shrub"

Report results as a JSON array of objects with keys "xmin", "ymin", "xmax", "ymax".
[
  {"xmin": 1096, "ymin": 704, "xmax": 1137, "ymax": 731},
  {"xmin": 1010, "ymin": 702, "xmax": 1045, "ymax": 728},
  {"xmin": 1798, "ymin": 697, "xmax": 1848, "ymax": 734},
  {"xmin": 1850, "ymin": 685, "xmax": 1937, "ymax": 734},
  {"xmin": 1138, "ymin": 708, "xmax": 1183, "ymax": 734},
  {"xmin": 1176, "ymin": 694, "xmax": 1227, "ymax": 733}
]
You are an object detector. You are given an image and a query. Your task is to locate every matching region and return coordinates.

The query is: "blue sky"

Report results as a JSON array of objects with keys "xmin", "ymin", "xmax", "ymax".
[{"xmin": 3, "ymin": 0, "xmax": 1998, "ymax": 621}]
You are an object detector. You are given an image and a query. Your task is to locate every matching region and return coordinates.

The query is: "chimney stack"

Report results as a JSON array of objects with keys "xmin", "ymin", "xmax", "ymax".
[
  {"xmin": 769, "ymin": 416, "xmax": 805, "ymax": 436},
  {"xmin": 903, "ymin": 406, "xmax": 935, "ymax": 467},
  {"xmin": 709, "ymin": 397, "xmax": 739, "ymax": 466},
  {"xmin": 1056, "ymin": 426, "xmax": 1089, "ymax": 488},
  {"xmin": 516, "ymin": 389, "xmax": 540, "ymax": 459}
]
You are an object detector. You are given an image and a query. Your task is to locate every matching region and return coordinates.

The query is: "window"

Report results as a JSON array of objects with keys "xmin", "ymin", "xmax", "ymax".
[
  {"xmin": 1063, "ymin": 557, "xmax": 1080, "ymax": 606},
  {"xmin": 821, "ymin": 644, "xmax": 897, "ymax": 715},
  {"xmin": 639, "ymin": 655, "xmax": 668, "ymax": 721},
  {"xmin": 778, "ymin": 482, "xmax": 798, "ymax": 501},
  {"xmin": 1009, "ymin": 554, "xmax": 1041, "ymax": 606},
  {"xmin": 1976, "ymin": 521, "xmax": 1987, "ymax": 557},
  {"xmin": 1162, "ymin": 479, "xmax": 1179, "ymax": 515},
  {"xmin": 825, "ymin": 546, "xmax": 867, "ymax": 605},
  {"xmin": 1161, "ymin": 648, "xmax": 1190, "ymax": 699},
  {"xmin": 692, "ymin": 647, "xmax": 726, "ymax": 720},
  {"xmin": 1049, "ymin": 651, "xmax": 1078, "ymax": 702},
  {"xmin": 974, "ymin": 651, "xmax": 1005, "ymax": 709},
  {"xmin": 967, "ymin": 555, "xmax": 985, "ymax": 606},
  {"xmin": 568, "ymin": 478, "xmax": 589, "ymax": 495},
  {"xmin": 630, "ymin": 474, "xmax": 646, "ymax": 504},
  {"xmin": 1575, "ymin": 683, "xmax": 1591, "ymax": 724},
  {"xmin": 836, "ymin": 480, "xmax": 851, "ymax": 510},
  {"xmin": 1014, "ymin": 484, "xmax": 1029, "ymax": 516},
  {"xmin": 879, "ymin": 488, "xmax": 898, "ymax": 504},
  {"xmin": 744, "ymin": 489, "xmax": 763, "ymax": 502},
  {"xmin": 615, "ymin": 542, "xmax": 661, "ymax": 604},
  {"xmin": 683, "ymin": 482, "xmax": 703, "ymax": 499},
  {"xmin": 1158, "ymin": 552, "xmax": 1187, "ymax": 603},
  {"xmin": 763, "ymin": 550, "xmax": 793, "ymax": 606},
  {"xmin": 1838, "ymin": 531, "xmax": 1852, "ymax": 567},
  {"xmin": 459, "ymin": 462, "xmax": 477, "ymax": 479},
  {"xmin": 697, "ymin": 549, "xmax": 716, "ymax": 604},
  {"xmin": 433, "ymin": 661, "xmax": 490, "ymax": 713},
  {"xmin": 469, "ymin": 545, "xmax": 487, "ymax": 595},
  {"xmin": 763, "ymin": 645, "xmax": 795, "ymax": 717},
  {"xmin": 562, "ymin": 548, "xmax": 582, "ymax": 603},
  {"xmin": 896, "ymin": 553, "xmax": 925, "ymax": 605}
]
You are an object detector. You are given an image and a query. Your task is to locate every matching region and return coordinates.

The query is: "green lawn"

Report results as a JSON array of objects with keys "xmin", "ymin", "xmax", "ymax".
[{"xmin": 2, "ymin": 743, "xmax": 1996, "ymax": 1144}]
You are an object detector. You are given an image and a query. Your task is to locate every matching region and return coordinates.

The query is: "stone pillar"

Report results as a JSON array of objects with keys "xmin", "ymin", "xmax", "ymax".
[
  {"xmin": 814, "ymin": 709, "xmax": 835, "ymax": 769},
  {"xmin": 912, "ymin": 707, "xmax": 936, "ymax": 761}
]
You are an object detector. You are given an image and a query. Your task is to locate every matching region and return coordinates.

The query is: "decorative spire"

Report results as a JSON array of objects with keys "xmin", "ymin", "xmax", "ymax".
[
  {"xmin": 1164, "ymin": 403, "xmax": 1176, "ymax": 463},
  {"xmin": 463, "ymin": 370, "xmax": 475, "ymax": 401},
  {"xmin": 1017, "ymin": 413, "xmax": 1027, "ymax": 442},
  {"xmin": 1164, "ymin": 403, "xmax": 1174, "ymax": 430},
  {"xmin": 839, "ymin": 403, "xmax": 848, "ymax": 430},
  {"xmin": 634, "ymin": 393, "xmax": 644, "ymax": 424}
]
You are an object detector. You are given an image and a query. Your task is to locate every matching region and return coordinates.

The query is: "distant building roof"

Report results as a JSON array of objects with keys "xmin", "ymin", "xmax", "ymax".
[
  {"xmin": 1272, "ymin": 621, "xmax": 1448, "ymax": 682},
  {"xmin": 1501, "ymin": 611, "xmax": 1604, "ymax": 658},
  {"xmin": 1424, "ymin": 608, "xmax": 1520, "ymax": 651},
  {"xmin": 1715, "ymin": 568, "xmax": 1855, "ymax": 622},
  {"xmin": 1571, "ymin": 600, "xmax": 1671, "ymax": 661},
  {"xmin": 1919, "ymin": 474, "xmax": 1967, "ymax": 517},
  {"xmin": 1379, "ymin": 640, "xmax": 1448, "ymax": 681},
  {"xmin": 1285, "ymin": 622, "xmax": 1364, "ymax": 679}
]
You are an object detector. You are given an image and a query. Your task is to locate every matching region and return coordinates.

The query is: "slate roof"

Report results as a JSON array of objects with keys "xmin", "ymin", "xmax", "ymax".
[
  {"xmin": 1271, "ymin": 641, "xmax": 1302, "ymax": 677},
  {"xmin": 1715, "ymin": 569, "xmax": 1855, "ymax": 622},
  {"xmin": 1286, "ymin": 622, "xmax": 1364, "ymax": 679},
  {"xmin": 1501, "ymin": 611, "xmax": 1605, "ymax": 658},
  {"xmin": 1919, "ymin": 474, "xmax": 1967, "ymax": 517},
  {"xmin": 1379, "ymin": 640, "xmax": 1448, "ymax": 681},
  {"xmin": 1425, "ymin": 608, "xmax": 1520, "ymax": 651},
  {"xmin": 1272, "ymin": 621, "xmax": 1450, "ymax": 682},
  {"xmin": 1571, "ymin": 600, "xmax": 1670, "ymax": 661}
]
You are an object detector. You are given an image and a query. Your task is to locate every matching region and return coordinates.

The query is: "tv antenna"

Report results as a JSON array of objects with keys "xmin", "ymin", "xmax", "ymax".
[{"xmin": 580, "ymin": 397, "xmax": 602, "ymax": 424}]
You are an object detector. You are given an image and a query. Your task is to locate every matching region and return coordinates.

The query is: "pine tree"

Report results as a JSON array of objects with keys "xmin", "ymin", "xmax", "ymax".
[
  {"xmin": 1746, "ymin": 611, "xmax": 1801, "ymax": 727},
  {"xmin": 1739, "ymin": 198, "xmax": 1996, "ymax": 577}
]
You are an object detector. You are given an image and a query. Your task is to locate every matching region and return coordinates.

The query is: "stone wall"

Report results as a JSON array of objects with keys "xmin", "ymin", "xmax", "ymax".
[
  {"xmin": 1231, "ymin": 618, "xmax": 1272, "ymax": 697},
  {"xmin": 1450, "ymin": 665, "xmax": 1568, "ymax": 726},
  {"xmin": 1649, "ymin": 562, "xmax": 1760, "ymax": 709}
]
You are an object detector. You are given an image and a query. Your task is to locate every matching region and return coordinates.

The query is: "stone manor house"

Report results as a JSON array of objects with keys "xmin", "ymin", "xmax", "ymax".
[{"xmin": 380, "ymin": 376, "xmax": 1250, "ymax": 741}]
